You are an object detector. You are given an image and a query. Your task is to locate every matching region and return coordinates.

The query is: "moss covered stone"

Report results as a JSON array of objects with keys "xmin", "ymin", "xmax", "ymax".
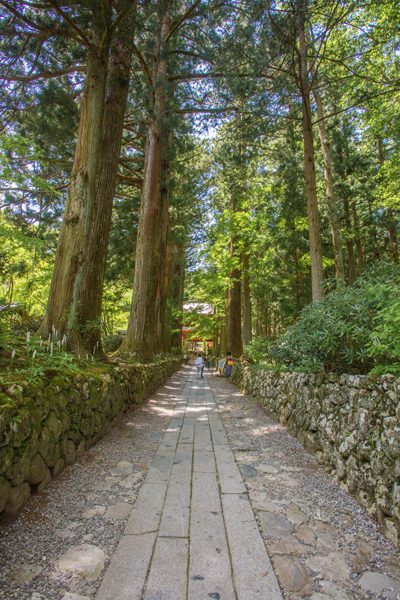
[
  {"xmin": 0, "ymin": 476, "xmax": 10, "ymax": 512},
  {"xmin": 27, "ymin": 453, "xmax": 48, "ymax": 485},
  {"xmin": 0, "ymin": 356, "xmax": 181, "ymax": 517},
  {"xmin": 5, "ymin": 482, "xmax": 31, "ymax": 514}
]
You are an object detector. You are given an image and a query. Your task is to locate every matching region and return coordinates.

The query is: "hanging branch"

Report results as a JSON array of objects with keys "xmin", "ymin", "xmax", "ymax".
[
  {"xmin": 132, "ymin": 43, "xmax": 154, "ymax": 89},
  {"xmin": 166, "ymin": 0, "xmax": 203, "ymax": 42},
  {"xmin": 47, "ymin": 0, "xmax": 92, "ymax": 46}
]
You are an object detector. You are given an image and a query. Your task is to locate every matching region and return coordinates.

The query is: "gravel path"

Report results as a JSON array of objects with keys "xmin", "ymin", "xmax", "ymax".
[{"xmin": 1, "ymin": 366, "xmax": 400, "ymax": 600}]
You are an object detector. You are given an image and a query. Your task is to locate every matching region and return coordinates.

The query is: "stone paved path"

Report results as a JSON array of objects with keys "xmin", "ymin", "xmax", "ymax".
[
  {"xmin": 2, "ymin": 364, "xmax": 400, "ymax": 600},
  {"xmin": 96, "ymin": 364, "xmax": 282, "ymax": 600}
]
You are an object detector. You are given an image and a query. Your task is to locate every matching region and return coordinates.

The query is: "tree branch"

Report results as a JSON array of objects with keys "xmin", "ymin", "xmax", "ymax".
[
  {"xmin": 312, "ymin": 86, "xmax": 400, "ymax": 126},
  {"xmin": 116, "ymin": 173, "xmax": 143, "ymax": 187},
  {"xmin": 169, "ymin": 71, "xmax": 275, "ymax": 82},
  {"xmin": 172, "ymin": 106, "xmax": 237, "ymax": 114},
  {"xmin": 166, "ymin": 0, "xmax": 202, "ymax": 42},
  {"xmin": 1, "ymin": 64, "xmax": 86, "ymax": 82},
  {"xmin": 48, "ymin": 0, "xmax": 92, "ymax": 47},
  {"xmin": 132, "ymin": 42, "xmax": 153, "ymax": 88}
]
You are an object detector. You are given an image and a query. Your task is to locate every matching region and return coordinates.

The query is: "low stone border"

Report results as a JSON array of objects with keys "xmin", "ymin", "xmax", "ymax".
[
  {"xmin": 232, "ymin": 365, "xmax": 400, "ymax": 544},
  {"xmin": 0, "ymin": 357, "xmax": 181, "ymax": 517}
]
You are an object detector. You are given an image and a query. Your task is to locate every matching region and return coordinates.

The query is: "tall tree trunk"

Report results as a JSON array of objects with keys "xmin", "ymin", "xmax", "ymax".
[
  {"xmin": 377, "ymin": 137, "xmax": 399, "ymax": 262},
  {"xmin": 312, "ymin": 83, "xmax": 345, "ymax": 285},
  {"xmin": 298, "ymin": 0, "xmax": 324, "ymax": 301},
  {"xmin": 120, "ymin": 3, "xmax": 172, "ymax": 360},
  {"xmin": 242, "ymin": 250, "xmax": 252, "ymax": 347},
  {"xmin": 38, "ymin": 2, "xmax": 135, "ymax": 355},
  {"xmin": 226, "ymin": 107, "xmax": 244, "ymax": 357},
  {"xmin": 385, "ymin": 208, "xmax": 399, "ymax": 263},
  {"xmin": 255, "ymin": 260, "xmax": 262, "ymax": 337},
  {"xmin": 226, "ymin": 236, "xmax": 243, "ymax": 357},
  {"xmin": 264, "ymin": 303, "xmax": 270, "ymax": 338},
  {"xmin": 169, "ymin": 240, "xmax": 185, "ymax": 350},
  {"xmin": 157, "ymin": 144, "xmax": 172, "ymax": 353},
  {"xmin": 352, "ymin": 201, "xmax": 365, "ymax": 272},
  {"xmin": 220, "ymin": 323, "xmax": 227, "ymax": 356},
  {"xmin": 343, "ymin": 198, "xmax": 357, "ymax": 284},
  {"xmin": 294, "ymin": 244, "xmax": 303, "ymax": 311}
]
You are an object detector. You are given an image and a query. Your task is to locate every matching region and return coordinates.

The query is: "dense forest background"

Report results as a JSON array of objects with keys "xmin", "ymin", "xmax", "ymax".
[{"xmin": 0, "ymin": 0, "xmax": 399, "ymax": 376}]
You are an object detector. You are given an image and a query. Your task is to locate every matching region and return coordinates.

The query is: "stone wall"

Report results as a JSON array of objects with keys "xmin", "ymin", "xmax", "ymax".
[
  {"xmin": 0, "ymin": 357, "xmax": 181, "ymax": 517},
  {"xmin": 232, "ymin": 365, "xmax": 400, "ymax": 544}
]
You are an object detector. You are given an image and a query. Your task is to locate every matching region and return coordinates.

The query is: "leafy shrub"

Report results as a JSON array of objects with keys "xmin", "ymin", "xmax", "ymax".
[
  {"xmin": 103, "ymin": 333, "xmax": 124, "ymax": 353},
  {"xmin": 367, "ymin": 284, "xmax": 400, "ymax": 365},
  {"xmin": 266, "ymin": 262, "xmax": 400, "ymax": 374},
  {"xmin": 243, "ymin": 337, "xmax": 273, "ymax": 364}
]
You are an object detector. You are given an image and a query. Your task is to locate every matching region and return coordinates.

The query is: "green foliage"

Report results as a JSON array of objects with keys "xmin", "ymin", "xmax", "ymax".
[
  {"xmin": 0, "ymin": 213, "xmax": 53, "ymax": 316},
  {"xmin": 243, "ymin": 337, "xmax": 272, "ymax": 364},
  {"xmin": 369, "ymin": 363, "xmax": 400, "ymax": 378},
  {"xmin": 0, "ymin": 332, "xmax": 82, "ymax": 386},
  {"xmin": 253, "ymin": 263, "xmax": 400, "ymax": 375},
  {"xmin": 103, "ymin": 333, "xmax": 124, "ymax": 353},
  {"xmin": 0, "ymin": 0, "xmax": 399, "ymax": 369},
  {"xmin": 367, "ymin": 280, "xmax": 400, "ymax": 367},
  {"xmin": 0, "ymin": 133, "xmax": 61, "ymax": 199}
]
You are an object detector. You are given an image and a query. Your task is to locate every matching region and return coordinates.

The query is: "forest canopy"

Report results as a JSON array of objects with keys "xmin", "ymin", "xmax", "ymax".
[{"xmin": 0, "ymin": 0, "xmax": 399, "ymax": 374}]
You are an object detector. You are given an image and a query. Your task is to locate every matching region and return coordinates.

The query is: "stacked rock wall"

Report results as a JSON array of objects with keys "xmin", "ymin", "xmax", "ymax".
[
  {"xmin": 232, "ymin": 365, "xmax": 400, "ymax": 544},
  {"xmin": 0, "ymin": 358, "xmax": 181, "ymax": 517}
]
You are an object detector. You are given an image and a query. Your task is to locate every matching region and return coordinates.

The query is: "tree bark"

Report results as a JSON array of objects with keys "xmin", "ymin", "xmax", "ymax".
[
  {"xmin": 168, "ymin": 239, "xmax": 185, "ymax": 350},
  {"xmin": 343, "ymin": 199, "xmax": 356, "ymax": 284},
  {"xmin": 377, "ymin": 137, "xmax": 398, "ymax": 263},
  {"xmin": 298, "ymin": 0, "xmax": 324, "ymax": 301},
  {"xmin": 226, "ymin": 235, "xmax": 243, "ymax": 357},
  {"xmin": 312, "ymin": 84, "xmax": 345, "ymax": 285},
  {"xmin": 120, "ymin": 2, "xmax": 172, "ymax": 361},
  {"xmin": 351, "ymin": 201, "xmax": 365, "ymax": 272},
  {"xmin": 220, "ymin": 322, "xmax": 227, "ymax": 356},
  {"xmin": 264, "ymin": 302, "xmax": 271, "ymax": 338},
  {"xmin": 156, "ymin": 157, "xmax": 171, "ymax": 353},
  {"xmin": 38, "ymin": 1, "xmax": 135, "ymax": 355},
  {"xmin": 242, "ymin": 250, "xmax": 252, "ymax": 347}
]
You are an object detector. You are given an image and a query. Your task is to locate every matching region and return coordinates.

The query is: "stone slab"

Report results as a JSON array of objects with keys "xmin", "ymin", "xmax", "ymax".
[
  {"xmin": 189, "ymin": 509, "xmax": 235, "ymax": 600},
  {"xmin": 58, "ymin": 544, "xmax": 105, "ymax": 581},
  {"xmin": 173, "ymin": 444, "xmax": 193, "ymax": 472},
  {"xmin": 95, "ymin": 533, "xmax": 156, "ymax": 600},
  {"xmin": 179, "ymin": 417, "xmax": 195, "ymax": 443},
  {"xmin": 209, "ymin": 420, "xmax": 229, "ymax": 445},
  {"xmin": 193, "ymin": 450, "xmax": 216, "ymax": 473},
  {"xmin": 144, "ymin": 451, "xmax": 175, "ymax": 483},
  {"xmin": 194, "ymin": 421, "xmax": 213, "ymax": 451},
  {"xmin": 191, "ymin": 471, "xmax": 221, "ymax": 513},
  {"xmin": 222, "ymin": 493, "xmax": 283, "ymax": 599},
  {"xmin": 158, "ymin": 430, "xmax": 180, "ymax": 452},
  {"xmin": 214, "ymin": 444, "xmax": 247, "ymax": 494},
  {"xmin": 143, "ymin": 537, "xmax": 188, "ymax": 600},
  {"xmin": 125, "ymin": 483, "xmax": 167, "ymax": 535},
  {"xmin": 158, "ymin": 474, "xmax": 191, "ymax": 537},
  {"xmin": 166, "ymin": 417, "xmax": 184, "ymax": 429}
]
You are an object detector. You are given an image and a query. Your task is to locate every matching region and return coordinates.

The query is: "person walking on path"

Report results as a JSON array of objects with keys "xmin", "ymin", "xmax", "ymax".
[
  {"xmin": 195, "ymin": 353, "xmax": 205, "ymax": 378},
  {"xmin": 218, "ymin": 356, "xmax": 225, "ymax": 376},
  {"xmin": 224, "ymin": 351, "xmax": 234, "ymax": 377}
]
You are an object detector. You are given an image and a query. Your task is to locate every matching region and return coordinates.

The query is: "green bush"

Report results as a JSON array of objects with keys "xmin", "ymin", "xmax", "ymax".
[
  {"xmin": 103, "ymin": 333, "xmax": 124, "ymax": 353},
  {"xmin": 258, "ymin": 262, "xmax": 400, "ymax": 374},
  {"xmin": 243, "ymin": 337, "xmax": 273, "ymax": 364}
]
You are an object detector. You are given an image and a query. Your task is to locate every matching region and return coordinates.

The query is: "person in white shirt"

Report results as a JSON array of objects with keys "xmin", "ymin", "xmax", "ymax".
[
  {"xmin": 218, "ymin": 357, "xmax": 225, "ymax": 376},
  {"xmin": 195, "ymin": 353, "xmax": 205, "ymax": 379}
]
